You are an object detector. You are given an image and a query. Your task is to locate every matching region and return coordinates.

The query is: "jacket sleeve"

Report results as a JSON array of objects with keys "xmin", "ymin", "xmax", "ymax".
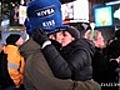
[
  {"xmin": 7, "ymin": 53, "xmax": 24, "ymax": 87},
  {"xmin": 19, "ymin": 56, "xmax": 25, "ymax": 84},
  {"xmin": 42, "ymin": 44, "xmax": 72, "ymax": 79}
]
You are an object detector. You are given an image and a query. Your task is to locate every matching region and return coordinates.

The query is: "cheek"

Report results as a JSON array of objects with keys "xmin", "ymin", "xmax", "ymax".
[
  {"xmin": 56, "ymin": 38, "xmax": 62, "ymax": 44},
  {"xmin": 56, "ymin": 36, "xmax": 64, "ymax": 43},
  {"xmin": 62, "ymin": 38, "xmax": 72, "ymax": 47},
  {"xmin": 100, "ymin": 40, "xmax": 105, "ymax": 46},
  {"xmin": 18, "ymin": 39, "xmax": 24, "ymax": 46},
  {"xmin": 20, "ymin": 40, "xmax": 24, "ymax": 45},
  {"xmin": 99, "ymin": 39, "xmax": 104, "ymax": 44}
]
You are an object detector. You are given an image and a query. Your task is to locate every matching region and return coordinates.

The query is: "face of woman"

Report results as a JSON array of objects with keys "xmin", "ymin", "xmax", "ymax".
[
  {"xmin": 49, "ymin": 31, "xmax": 75, "ymax": 47},
  {"xmin": 61, "ymin": 31, "xmax": 75, "ymax": 47},
  {"xmin": 94, "ymin": 33, "xmax": 105, "ymax": 48}
]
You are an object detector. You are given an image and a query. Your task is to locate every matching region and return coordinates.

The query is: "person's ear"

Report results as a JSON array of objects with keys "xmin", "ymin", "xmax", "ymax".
[
  {"xmin": 71, "ymin": 37, "xmax": 75, "ymax": 41},
  {"xmin": 49, "ymin": 35, "xmax": 55, "ymax": 40}
]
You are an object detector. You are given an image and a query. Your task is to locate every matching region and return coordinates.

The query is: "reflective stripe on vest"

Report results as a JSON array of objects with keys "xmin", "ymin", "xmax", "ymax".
[{"xmin": 8, "ymin": 62, "xmax": 19, "ymax": 70}]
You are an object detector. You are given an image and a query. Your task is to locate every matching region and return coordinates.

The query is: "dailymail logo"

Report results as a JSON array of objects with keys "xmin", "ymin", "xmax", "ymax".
[{"xmin": 35, "ymin": 5, "xmax": 55, "ymax": 18}]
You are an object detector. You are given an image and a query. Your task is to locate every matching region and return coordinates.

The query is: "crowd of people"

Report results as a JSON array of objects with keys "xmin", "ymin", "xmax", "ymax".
[{"xmin": 0, "ymin": 0, "xmax": 120, "ymax": 90}]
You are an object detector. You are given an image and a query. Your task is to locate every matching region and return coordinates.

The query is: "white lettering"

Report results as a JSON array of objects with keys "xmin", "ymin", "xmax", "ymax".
[
  {"xmin": 50, "ymin": 8, "xmax": 55, "ymax": 14},
  {"xmin": 37, "ymin": 12, "xmax": 41, "ymax": 16},
  {"xmin": 101, "ymin": 82, "xmax": 120, "ymax": 87},
  {"xmin": 42, "ymin": 20, "xmax": 55, "ymax": 27},
  {"xmin": 36, "ymin": 8, "xmax": 55, "ymax": 17}
]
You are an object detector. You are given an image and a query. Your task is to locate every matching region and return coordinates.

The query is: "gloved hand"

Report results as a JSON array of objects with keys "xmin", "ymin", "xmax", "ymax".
[{"xmin": 32, "ymin": 29, "xmax": 49, "ymax": 46}]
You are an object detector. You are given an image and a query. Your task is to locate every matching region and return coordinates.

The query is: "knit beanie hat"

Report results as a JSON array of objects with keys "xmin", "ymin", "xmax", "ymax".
[
  {"xmin": 47, "ymin": 25, "xmax": 80, "ymax": 39},
  {"xmin": 27, "ymin": 0, "xmax": 63, "ymax": 31},
  {"xmin": 66, "ymin": 26, "xmax": 80, "ymax": 39},
  {"xmin": 6, "ymin": 34, "xmax": 21, "ymax": 45}
]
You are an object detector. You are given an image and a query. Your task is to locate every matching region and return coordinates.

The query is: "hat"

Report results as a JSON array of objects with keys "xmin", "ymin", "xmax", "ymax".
[
  {"xmin": 27, "ymin": 0, "xmax": 63, "ymax": 31},
  {"xmin": 46, "ymin": 25, "xmax": 80, "ymax": 39},
  {"xmin": 66, "ymin": 26, "xmax": 80, "ymax": 39},
  {"xmin": 6, "ymin": 34, "xmax": 21, "ymax": 45},
  {"xmin": 24, "ymin": 18, "xmax": 33, "ymax": 35}
]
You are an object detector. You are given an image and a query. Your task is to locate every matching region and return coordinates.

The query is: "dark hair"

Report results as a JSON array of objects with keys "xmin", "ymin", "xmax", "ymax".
[
  {"xmin": 107, "ymin": 40, "xmax": 120, "ymax": 58},
  {"xmin": 115, "ymin": 30, "xmax": 120, "ymax": 40}
]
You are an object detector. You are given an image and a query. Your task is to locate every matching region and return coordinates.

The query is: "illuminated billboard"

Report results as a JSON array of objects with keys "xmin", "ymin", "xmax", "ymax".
[
  {"xmin": 94, "ymin": 6, "xmax": 113, "ymax": 27},
  {"xmin": 113, "ymin": 3, "xmax": 120, "ymax": 26},
  {"xmin": 61, "ymin": 0, "xmax": 89, "ymax": 24}
]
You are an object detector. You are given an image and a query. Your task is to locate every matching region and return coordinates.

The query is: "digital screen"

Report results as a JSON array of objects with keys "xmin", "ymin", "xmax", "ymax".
[
  {"xmin": 74, "ymin": 0, "xmax": 89, "ymax": 21},
  {"xmin": 61, "ymin": 2, "xmax": 74, "ymax": 20},
  {"xmin": 61, "ymin": 0, "xmax": 89, "ymax": 23},
  {"xmin": 94, "ymin": 6, "xmax": 113, "ymax": 27}
]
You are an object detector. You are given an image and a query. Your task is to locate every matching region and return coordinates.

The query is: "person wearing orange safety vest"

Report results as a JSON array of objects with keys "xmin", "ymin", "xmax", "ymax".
[{"xmin": 0, "ymin": 34, "xmax": 25, "ymax": 90}]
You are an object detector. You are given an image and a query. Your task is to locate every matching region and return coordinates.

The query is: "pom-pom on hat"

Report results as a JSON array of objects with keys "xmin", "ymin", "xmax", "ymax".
[
  {"xmin": 6, "ymin": 34, "xmax": 21, "ymax": 45},
  {"xmin": 27, "ymin": 0, "xmax": 63, "ymax": 31}
]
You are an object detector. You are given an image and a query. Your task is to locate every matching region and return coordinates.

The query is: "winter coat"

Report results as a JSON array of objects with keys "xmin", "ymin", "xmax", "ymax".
[
  {"xmin": 19, "ymin": 38, "xmax": 73, "ymax": 90},
  {"xmin": 19, "ymin": 37, "xmax": 101, "ymax": 90},
  {"xmin": 3, "ymin": 45, "xmax": 25, "ymax": 87},
  {"xmin": 92, "ymin": 47, "xmax": 109, "ymax": 84},
  {"xmin": 42, "ymin": 38, "xmax": 94, "ymax": 81}
]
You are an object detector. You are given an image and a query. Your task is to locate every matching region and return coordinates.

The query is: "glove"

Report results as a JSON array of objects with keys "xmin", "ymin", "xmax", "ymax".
[{"xmin": 32, "ymin": 29, "xmax": 49, "ymax": 46}]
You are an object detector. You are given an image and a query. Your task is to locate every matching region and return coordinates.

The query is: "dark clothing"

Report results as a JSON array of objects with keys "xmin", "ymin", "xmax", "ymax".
[
  {"xmin": 20, "ymin": 38, "xmax": 74, "ymax": 90},
  {"xmin": 102, "ymin": 40, "xmax": 120, "ymax": 90},
  {"xmin": 20, "ymin": 38, "xmax": 41, "ymax": 60},
  {"xmin": 108, "ymin": 60, "xmax": 119, "ymax": 90},
  {"xmin": 0, "ymin": 51, "xmax": 15, "ymax": 89},
  {"xmin": 20, "ymin": 38, "xmax": 101, "ymax": 90},
  {"xmin": 92, "ymin": 47, "xmax": 119, "ymax": 90},
  {"xmin": 108, "ymin": 60, "xmax": 119, "ymax": 82},
  {"xmin": 0, "ymin": 45, "xmax": 25, "ymax": 90},
  {"xmin": 0, "ymin": 85, "xmax": 24, "ymax": 90},
  {"xmin": 42, "ymin": 38, "xmax": 94, "ymax": 81},
  {"xmin": 92, "ymin": 47, "xmax": 109, "ymax": 84}
]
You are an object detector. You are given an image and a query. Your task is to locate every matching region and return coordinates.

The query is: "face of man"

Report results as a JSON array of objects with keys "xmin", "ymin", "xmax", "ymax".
[
  {"xmin": 15, "ymin": 37, "xmax": 25, "ymax": 46},
  {"xmin": 49, "ymin": 31, "xmax": 64, "ymax": 44},
  {"xmin": 61, "ymin": 31, "xmax": 75, "ymax": 47},
  {"xmin": 49, "ymin": 30, "xmax": 75, "ymax": 47}
]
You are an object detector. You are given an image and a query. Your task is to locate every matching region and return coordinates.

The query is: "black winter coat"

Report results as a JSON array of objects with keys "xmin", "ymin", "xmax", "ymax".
[
  {"xmin": 92, "ymin": 47, "xmax": 109, "ymax": 84},
  {"xmin": 42, "ymin": 38, "xmax": 95, "ymax": 81}
]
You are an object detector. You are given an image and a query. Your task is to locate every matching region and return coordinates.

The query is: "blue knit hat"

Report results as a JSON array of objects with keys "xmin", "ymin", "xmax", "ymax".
[{"xmin": 27, "ymin": 0, "xmax": 63, "ymax": 32}]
